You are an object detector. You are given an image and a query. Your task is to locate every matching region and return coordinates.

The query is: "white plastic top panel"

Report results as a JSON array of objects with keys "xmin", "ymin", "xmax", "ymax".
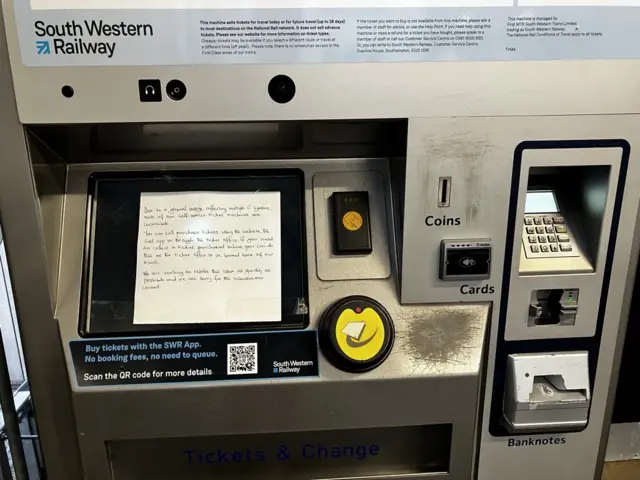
[
  {"xmin": 4, "ymin": 0, "xmax": 640, "ymax": 123},
  {"xmin": 31, "ymin": 0, "xmax": 514, "ymax": 9},
  {"xmin": 28, "ymin": 0, "xmax": 640, "ymax": 9},
  {"xmin": 6, "ymin": 0, "xmax": 640, "ymax": 66}
]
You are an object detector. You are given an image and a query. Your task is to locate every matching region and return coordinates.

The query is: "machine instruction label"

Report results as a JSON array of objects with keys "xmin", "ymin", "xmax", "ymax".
[
  {"xmin": 11, "ymin": 2, "xmax": 640, "ymax": 66},
  {"xmin": 69, "ymin": 330, "xmax": 318, "ymax": 387}
]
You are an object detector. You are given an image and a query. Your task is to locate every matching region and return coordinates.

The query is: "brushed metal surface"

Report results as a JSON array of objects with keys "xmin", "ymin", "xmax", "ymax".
[{"xmin": 55, "ymin": 160, "xmax": 488, "ymax": 480}]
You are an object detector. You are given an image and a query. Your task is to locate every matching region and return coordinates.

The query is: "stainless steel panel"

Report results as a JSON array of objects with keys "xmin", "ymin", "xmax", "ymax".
[
  {"xmin": 398, "ymin": 116, "xmax": 640, "ymax": 480},
  {"xmin": 55, "ymin": 160, "xmax": 489, "ymax": 480},
  {"xmin": 0, "ymin": 6, "xmax": 82, "ymax": 479},
  {"xmin": 606, "ymin": 423, "xmax": 640, "ymax": 462},
  {"xmin": 107, "ymin": 425, "xmax": 451, "ymax": 479}
]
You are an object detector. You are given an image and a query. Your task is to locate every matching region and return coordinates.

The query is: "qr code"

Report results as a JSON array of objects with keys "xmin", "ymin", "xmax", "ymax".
[{"xmin": 227, "ymin": 343, "xmax": 258, "ymax": 375}]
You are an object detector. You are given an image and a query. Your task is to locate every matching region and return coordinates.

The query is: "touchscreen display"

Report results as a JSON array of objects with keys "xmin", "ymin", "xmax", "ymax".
[
  {"xmin": 525, "ymin": 191, "xmax": 559, "ymax": 214},
  {"xmin": 82, "ymin": 170, "xmax": 308, "ymax": 336}
]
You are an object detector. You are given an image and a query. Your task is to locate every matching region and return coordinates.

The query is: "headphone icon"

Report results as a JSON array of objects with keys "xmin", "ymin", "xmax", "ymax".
[{"xmin": 144, "ymin": 85, "xmax": 155, "ymax": 96}]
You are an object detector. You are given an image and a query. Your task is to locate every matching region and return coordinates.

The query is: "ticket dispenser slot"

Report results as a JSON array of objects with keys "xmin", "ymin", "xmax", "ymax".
[
  {"xmin": 528, "ymin": 289, "xmax": 579, "ymax": 326},
  {"xmin": 503, "ymin": 352, "xmax": 591, "ymax": 434}
]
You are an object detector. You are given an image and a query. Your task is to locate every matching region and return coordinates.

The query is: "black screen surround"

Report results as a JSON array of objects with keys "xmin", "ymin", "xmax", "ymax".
[{"xmin": 80, "ymin": 169, "xmax": 308, "ymax": 337}]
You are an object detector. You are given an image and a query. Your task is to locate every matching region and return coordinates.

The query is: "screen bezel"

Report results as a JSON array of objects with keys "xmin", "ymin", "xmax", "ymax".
[{"xmin": 78, "ymin": 169, "xmax": 309, "ymax": 338}]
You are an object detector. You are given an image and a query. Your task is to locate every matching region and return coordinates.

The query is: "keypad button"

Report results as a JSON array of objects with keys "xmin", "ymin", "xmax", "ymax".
[
  {"xmin": 138, "ymin": 79, "xmax": 162, "ymax": 102},
  {"xmin": 526, "ymin": 227, "xmax": 535, "ymax": 234},
  {"xmin": 547, "ymin": 235, "xmax": 557, "ymax": 243},
  {"xmin": 550, "ymin": 244, "xmax": 559, "ymax": 252},
  {"xmin": 524, "ymin": 218, "xmax": 533, "ymax": 225},
  {"xmin": 534, "ymin": 217, "xmax": 543, "ymax": 225},
  {"xmin": 560, "ymin": 244, "xmax": 573, "ymax": 252},
  {"xmin": 535, "ymin": 226, "xmax": 544, "ymax": 234},
  {"xmin": 543, "ymin": 217, "xmax": 553, "ymax": 225},
  {"xmin": 531, "ymin": 245, "xmax": 540, "ymax": 253},
  {"xmin": 557, "ymin": 234, "xmax": 570, "ymax": 243},
  {"xmin": 528, "ymin": 236, "xmax": 537, "ymax": 243},
  {"xmin": 555, "ymin": 225, "xmax": 567, "ymax": 234},
  {"xmin": 553, "ymin": 216, "xmax": 565, "ymax": 224},
  {"xmin": 538, "ymin": 235, "xmax": 547, "ymax": 243},
  {"xmin": 545, "ymin": 226, "xmax": 554, "ymax": 233},
  {"xmin": 540, "ymin": 245, "xmax": 549, "ymax": 252}
]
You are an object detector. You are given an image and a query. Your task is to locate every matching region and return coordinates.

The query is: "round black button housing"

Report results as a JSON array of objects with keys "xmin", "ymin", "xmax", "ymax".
[
  {"xmin": 318, "ymin": 296, "xmax": 394, "ymax": 373},
  {"xmin": 166, "ymin": 79, "xmax": 187, "ymax": 101},
  {"xmin": 268, "ymin": 75, "xmax": 296, "ymax": 104},
  {"xmin": 61, "ymin": 85, "xmax": 74, "ymax": 98}
]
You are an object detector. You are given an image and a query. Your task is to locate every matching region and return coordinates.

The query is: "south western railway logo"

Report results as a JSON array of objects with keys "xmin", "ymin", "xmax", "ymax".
[{"xmin": 34, "ymin": 20, "xmax": 154, "ymax": 58}]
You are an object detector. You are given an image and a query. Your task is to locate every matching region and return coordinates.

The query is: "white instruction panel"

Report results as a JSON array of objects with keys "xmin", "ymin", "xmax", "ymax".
[
  {"xmin": 9, "ymin": 0, "xmax": 640, "ymax": 65},
  {"xmin": 133, "ymin": 191, "xmax": 282, "ymax": 325}
]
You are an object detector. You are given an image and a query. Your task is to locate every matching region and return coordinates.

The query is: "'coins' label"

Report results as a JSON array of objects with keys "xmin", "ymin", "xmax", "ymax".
[
  {"xmin": 342, "ymin": 211, "xmax": 363, "ymax": 231},
  {"xmin": 334, "ymin": 307, "xmax": 385, "ymax": 361}
]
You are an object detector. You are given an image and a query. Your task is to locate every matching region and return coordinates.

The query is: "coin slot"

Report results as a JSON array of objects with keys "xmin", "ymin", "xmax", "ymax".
[{"xmin": 438, "ymin": 177, "xmax": 451, "ymax": 207}]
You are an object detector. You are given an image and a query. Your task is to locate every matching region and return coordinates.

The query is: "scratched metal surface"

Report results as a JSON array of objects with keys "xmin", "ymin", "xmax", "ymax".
[
  {"xmin": 58, "ymin": 158, "xmax": 490, "ymax": 385},
  {"xmin": 59, "ymin": 159, "xmax": 488, "ymax": 480},
  {"xmin": 315, "ymin": 297, "xmax": 489, "ymax": 382}
]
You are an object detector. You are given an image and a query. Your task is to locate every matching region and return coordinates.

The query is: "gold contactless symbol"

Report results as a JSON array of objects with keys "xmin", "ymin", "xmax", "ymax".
[
  {"xmin": 342, "ymin": 211, "xmax": 363, "ymax": 231},
  {"xmin": 335, "ymin": 307, "xmax": 386, "ymax": 361}
]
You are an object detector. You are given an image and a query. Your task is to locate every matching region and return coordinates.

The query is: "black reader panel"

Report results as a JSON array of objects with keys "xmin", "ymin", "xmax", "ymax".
[
  {"xmin": 439, "ymin": 239, "xmax": 492, "ymax": 281},
  {"xmin": 332, "ymin": 191, "xmax": 373, "ymax": 255}
]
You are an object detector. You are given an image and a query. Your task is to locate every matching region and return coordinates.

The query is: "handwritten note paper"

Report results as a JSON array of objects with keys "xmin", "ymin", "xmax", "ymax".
[{"xmin": 133, "ymin": 191, "xmax": 282, "ymax": 324}]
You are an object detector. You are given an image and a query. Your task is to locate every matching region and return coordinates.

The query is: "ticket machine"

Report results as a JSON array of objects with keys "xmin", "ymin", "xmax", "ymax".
[{"xmin": 1, "ymin": 0, "xmax": 640, "ymax": 479}]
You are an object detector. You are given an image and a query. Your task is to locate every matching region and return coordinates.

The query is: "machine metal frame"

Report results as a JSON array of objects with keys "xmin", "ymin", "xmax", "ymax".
[{"xmin": 2, "ymin": 0, "xmax": 640, "ymax": 478}]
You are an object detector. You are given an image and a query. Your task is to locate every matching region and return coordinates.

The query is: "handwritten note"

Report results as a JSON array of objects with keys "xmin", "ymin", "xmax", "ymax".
[{"xmin": 133, "ymin": 191, "xmax": 282, "ymax": 324}]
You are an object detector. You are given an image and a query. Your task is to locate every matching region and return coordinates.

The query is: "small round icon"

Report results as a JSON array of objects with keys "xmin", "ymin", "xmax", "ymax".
[
  {"xmin": 61, "ymin": 85, "xmax": 74, "ymax": 98},
  {"xmin": 268, "ymin": 75, "xmax": 296, "ymax": 104},
  {"xmin": 459, "ymin": 257, "xmax": 476, "ymax": 268},
  {"xmin": 342, "ymin": 211, "xmax": 363, "ymax": 231},
  {"xmin": 166, "ymin": 79, "xmax": 187, "ymax": 101}
]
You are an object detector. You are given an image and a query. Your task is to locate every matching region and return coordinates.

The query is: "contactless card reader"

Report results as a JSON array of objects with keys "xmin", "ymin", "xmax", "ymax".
[
  {"xmin": 440, "ymin": 239, "xmax": 492, "ymax": 281},
  {"xmin": 331, "ymin": 191, "xmax": 373, "ymax": 256}
]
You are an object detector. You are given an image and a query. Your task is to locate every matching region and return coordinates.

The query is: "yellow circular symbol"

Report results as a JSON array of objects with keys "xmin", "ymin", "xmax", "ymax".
[
  {"xmin": 335, "ymin": 308, "xmax": 386, "ymax": 361},
  {"xmin": 342, "ymin": 211, "xmax": 363, "ymax": 231}
]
